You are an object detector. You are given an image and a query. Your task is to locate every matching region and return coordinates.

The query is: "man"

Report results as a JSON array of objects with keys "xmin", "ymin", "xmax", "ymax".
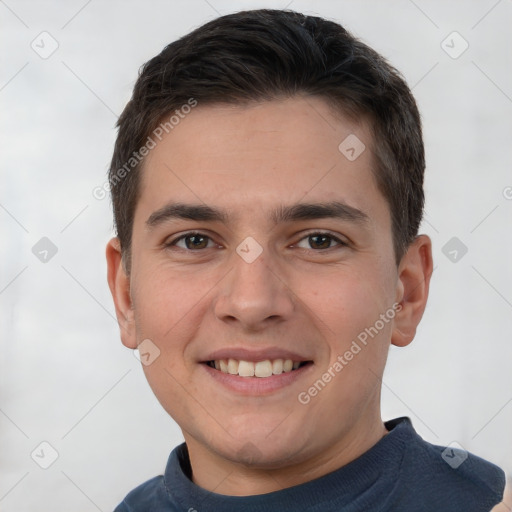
[{"xmin": 106, "ymin": 9, "xmax": 505, "ymax": 511}]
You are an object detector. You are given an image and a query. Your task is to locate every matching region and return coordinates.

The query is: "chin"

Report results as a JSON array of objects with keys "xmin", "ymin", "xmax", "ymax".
[
  {"xmin": 226, "ymin": 443, "xmax": 301, "ymax": 469},
  {"xmin": 213, "ymin": 428, "xmax": 312, "ymax": 470}
]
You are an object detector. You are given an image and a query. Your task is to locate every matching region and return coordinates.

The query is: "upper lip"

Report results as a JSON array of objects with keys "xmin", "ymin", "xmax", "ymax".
[{"xmin": 201, "ymin": 347, "xmax": 312, "ymax": 363}]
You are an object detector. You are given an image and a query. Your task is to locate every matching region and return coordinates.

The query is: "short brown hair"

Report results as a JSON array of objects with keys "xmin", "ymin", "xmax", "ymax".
[{"xmin": 109, "ymin": 9, "xmax": 425, "ymax": 267}]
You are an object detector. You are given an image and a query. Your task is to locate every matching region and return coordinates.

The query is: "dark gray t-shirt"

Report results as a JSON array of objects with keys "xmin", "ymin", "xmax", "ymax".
[{"xmin": 114, "ymin": 417, "xmax": 505, "ymax": 511}]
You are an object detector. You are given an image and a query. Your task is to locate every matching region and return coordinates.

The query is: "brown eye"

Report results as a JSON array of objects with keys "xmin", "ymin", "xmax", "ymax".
[
  {"xmin": 184, "ymin": 234, "xmax": 209, "ymax": 249},
  {"xmin": 296, "ymin": 232, "xmax": 346, "ymax": 250},
  {"xmin": 309, "ymin": 234, "xmax": 332, "ymax": 249},
  {"xmin": 168, "ymin": 232, "xmax": 214, "ymax": 250}
]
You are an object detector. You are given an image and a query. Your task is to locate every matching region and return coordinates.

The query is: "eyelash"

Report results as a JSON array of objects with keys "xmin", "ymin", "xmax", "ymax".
[{"xmin": 164, "ymin": 231, "xmax": 348, "ymax": 252}]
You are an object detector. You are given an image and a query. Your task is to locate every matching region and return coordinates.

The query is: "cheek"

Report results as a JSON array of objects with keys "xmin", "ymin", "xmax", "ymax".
[
  {"xmin": 297, "ymin": 265, "xmax": 392, "ymax": 339},
  {"xmin": 131, "ymin": 263, "xmax": 212, "ymax": 423},
  {"xmin": 299, "ymin": 270, "xmax": 393, "ymax": 402},
  {"xmin": 131, "ymin": 260, "xmax": 213, "ymax": 360}
]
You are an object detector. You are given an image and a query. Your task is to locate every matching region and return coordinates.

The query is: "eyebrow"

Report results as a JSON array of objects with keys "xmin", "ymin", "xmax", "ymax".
[{"xmin": 145, "ymin": 201, "xmax": 370, "ymax": 229}]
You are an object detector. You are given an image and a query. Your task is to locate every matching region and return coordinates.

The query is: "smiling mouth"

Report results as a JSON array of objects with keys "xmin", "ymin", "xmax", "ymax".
[{"xmin": 203, "ymin": 358, "xmax": 312, "ymax": 378}]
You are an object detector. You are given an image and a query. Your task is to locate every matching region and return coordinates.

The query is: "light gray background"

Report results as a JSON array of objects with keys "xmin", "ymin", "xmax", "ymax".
[{"xmin": 1, "ymin": 0, "xmax": 511, "ymax": 510}]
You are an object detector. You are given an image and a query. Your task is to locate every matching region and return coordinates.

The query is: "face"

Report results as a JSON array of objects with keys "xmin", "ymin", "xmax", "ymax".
[{"xmin": 107, "ymin": 96, "xmax": 432, "ymax": 474}]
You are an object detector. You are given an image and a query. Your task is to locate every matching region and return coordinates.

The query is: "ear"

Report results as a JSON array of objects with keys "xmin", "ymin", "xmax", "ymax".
[
  {"xmin": 391, "ymin": 235, "xmax": 433, "ymax": 347},
  {"xmin": 106, "ymin": 237, "xmax": 137, "ymax": 349}
]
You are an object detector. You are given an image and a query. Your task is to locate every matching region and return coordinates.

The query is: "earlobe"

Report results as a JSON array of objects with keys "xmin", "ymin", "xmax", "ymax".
[
  {"xmin": 106, "ymin": 237, "xmax": 137, "ymax": 349},
  {"xmin": 391, "ymin": 235, "xmax": 433, "ymax": 348}
]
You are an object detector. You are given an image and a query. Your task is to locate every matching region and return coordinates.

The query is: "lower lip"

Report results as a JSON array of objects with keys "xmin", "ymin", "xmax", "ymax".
[{"xmin": 201, "ymin": 363, "xmax": 314, "ymax": 395}]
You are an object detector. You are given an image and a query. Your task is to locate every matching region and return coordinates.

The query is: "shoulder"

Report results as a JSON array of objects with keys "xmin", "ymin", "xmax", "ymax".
[
  {"xmin": 398, "ymin": 429, "xmax": 505, "ymax": 510},
  {"xmin": 113, "ymin": 475, "xmax": 166, "ymax": 511},
  {"xmin": 381, "ymin": 418, "xmax": 505, "ymax": 511},
  {"xmin": 113, "ymin": 443, "xmax": 189, "ymax": 511}
]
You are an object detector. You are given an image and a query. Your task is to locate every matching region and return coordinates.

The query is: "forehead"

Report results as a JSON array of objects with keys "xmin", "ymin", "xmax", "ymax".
[{"xmin": 136, "ymin": 96, "xmax": 387, "ymax": 226}]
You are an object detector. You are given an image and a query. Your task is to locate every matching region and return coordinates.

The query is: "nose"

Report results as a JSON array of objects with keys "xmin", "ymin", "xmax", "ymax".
[{"xmin": 213, "ymin": 248, "xmax": 295, "ymax": 332}]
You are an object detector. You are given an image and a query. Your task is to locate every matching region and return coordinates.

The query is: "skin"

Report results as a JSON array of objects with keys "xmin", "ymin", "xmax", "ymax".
[
  {"xmin": 492, "ymin": 480, "xmax": 512, "ymax": 511},
  {"xmin": 107, "ymin": 96, "xmax": 433, "ymax": 496}
]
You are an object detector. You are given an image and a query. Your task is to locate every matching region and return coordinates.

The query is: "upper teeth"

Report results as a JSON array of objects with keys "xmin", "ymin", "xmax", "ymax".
[{"xmin": 212, "ymin": 359, "xmax": 301, "ymax": 377}]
